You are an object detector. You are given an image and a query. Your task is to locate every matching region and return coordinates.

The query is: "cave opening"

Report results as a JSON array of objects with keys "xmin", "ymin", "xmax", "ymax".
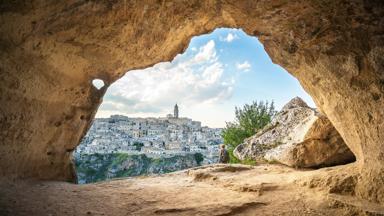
[
  {"xmin": 74, "ymin": 28, "xmax": 355, "ymax": 184},
  {"xmin": 92, "ymin": 79, "xmax": 105, "ymax": 90}
]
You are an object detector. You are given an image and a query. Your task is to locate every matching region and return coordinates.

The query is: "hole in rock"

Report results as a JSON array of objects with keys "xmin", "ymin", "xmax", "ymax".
[
  {"xmin": 74, "ymin": 28, "xmax": 354, "ymax": 184},
  {"xmin": 92, "ymin": 79, "xmax": 105, "ymax": 90}
]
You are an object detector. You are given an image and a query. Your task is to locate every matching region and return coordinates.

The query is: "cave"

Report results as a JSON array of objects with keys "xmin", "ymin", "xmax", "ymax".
[
  {"xmin": 1, "ymin": 0, "xmax": 384, "ymax": 213},
  {"xmin": 73, "ymin": 27, "xmax": 322, "ymax": 184}
]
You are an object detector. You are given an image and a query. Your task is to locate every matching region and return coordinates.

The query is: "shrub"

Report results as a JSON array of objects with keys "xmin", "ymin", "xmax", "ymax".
[
  {"xmin": 221, "ymin": 100, "xmax": 276, "ymax": 163},
  {"xmin": 133, "ymin": 142, "xmax": 144, "ymax": 151},
  {"xmin": 194, "ymin": 153, "xmax": 204, "ymax": 165}
]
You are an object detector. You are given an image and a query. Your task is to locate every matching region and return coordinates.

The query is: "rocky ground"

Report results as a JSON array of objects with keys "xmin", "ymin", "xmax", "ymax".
[{"xmin": 1, "ymin": 163, "xmax": 383, "ymax": 216}]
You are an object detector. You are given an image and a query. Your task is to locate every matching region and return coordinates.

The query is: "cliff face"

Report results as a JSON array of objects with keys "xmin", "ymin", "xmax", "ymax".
[
  {"xmin": 1, "ymin": 0, "xmax": 384, "ymax": 203},
  {"xmin": 234, "ymin": 97, "xmax": 355, "ymax": 168},
  {"xmin": 75, "ymin": 153, "xmax": 203, "ymax": 184}
]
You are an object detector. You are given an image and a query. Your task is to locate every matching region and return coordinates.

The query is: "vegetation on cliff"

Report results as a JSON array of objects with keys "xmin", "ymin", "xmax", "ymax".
[{"xmin": 75, "ymin": 153, "xmax": 204, "ymax": 184}]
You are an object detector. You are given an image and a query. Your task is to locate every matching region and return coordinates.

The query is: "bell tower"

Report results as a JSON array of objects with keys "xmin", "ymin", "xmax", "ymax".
[{"xmin": 174, "ymin": 104, "xmax": 179, "ymax": 118}]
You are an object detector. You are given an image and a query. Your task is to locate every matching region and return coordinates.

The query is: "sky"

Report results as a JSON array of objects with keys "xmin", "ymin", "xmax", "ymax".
[{"xmin": 95, "ymin": 28, "xmax": 315, "ymax": 128}]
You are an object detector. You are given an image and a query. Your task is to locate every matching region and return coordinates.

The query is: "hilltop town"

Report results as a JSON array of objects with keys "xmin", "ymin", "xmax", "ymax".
[{"xmin": 75, "ymin": 104, "xmax": 223, "ymax": 164}]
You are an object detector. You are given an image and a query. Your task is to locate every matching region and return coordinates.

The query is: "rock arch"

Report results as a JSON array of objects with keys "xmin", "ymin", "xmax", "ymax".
[{"xmin": 0, "ymin": 0, "xmax": 383, "ymax": 203}]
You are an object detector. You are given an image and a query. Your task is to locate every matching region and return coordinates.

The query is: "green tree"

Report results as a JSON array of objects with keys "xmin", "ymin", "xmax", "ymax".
[
  {"xmin": 221, "ymin": 101, "xmax": 276, "ymax": 163},
  {"xmin": 194, "ymin": 153, "xmax": 204, "ymax": 166}
]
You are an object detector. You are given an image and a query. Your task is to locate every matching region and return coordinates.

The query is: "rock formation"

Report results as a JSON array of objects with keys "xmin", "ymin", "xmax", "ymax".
[
  {"xmin": 234, "ymin": 97, "xmax": 355, "ymax": 168},
  {"xmin": 1, "ymin": 0, "xmax": 384, "ymax": 204}
]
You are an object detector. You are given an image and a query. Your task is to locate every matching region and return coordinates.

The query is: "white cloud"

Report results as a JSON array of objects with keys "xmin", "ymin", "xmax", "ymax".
[
  {"xmin": 236, "ymin": 61, "xmax": 251, "ymax": 72},
  {"xmin": 220, "ymin": 33, "xmax": 238, "ymax": 42},
  {"xmin": 192, "ymin": 40, "xmax": 217, "ymax": 63},
  {"xmin": 97, "ymin": 40, "xmax": 235, "ymax": 118}
]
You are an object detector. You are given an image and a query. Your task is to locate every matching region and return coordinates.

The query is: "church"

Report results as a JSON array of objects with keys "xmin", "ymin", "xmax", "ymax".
[{"xmin": 166, "ymin": 104, "xmax": 179, "ymax": 119}]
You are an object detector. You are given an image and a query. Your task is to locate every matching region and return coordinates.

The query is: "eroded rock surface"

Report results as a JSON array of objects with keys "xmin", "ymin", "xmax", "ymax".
[
  {"xmin": 1, "ymin": 0, "xmax": 384, "ymax": 203},
  {"xmin": 234, "ymin": 97, "xmax": 355, "ymax": 168}
]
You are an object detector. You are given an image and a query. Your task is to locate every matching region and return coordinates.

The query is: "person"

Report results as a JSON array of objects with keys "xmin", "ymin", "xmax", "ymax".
[{"xmin": 219, "ymin": 144, "xmax": 229, "ymax": 163}]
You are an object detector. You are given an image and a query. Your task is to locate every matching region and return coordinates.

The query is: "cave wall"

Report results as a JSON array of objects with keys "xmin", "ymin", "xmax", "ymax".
[{"xmin": 0, "ymin": 0, "xmax": 383, "ymax": 203}]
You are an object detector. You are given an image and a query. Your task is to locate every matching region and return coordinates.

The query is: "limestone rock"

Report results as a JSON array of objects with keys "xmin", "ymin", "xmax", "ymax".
[{"xmin": 234, "ymin": 97, "xmax": 355, "ymax": 168}]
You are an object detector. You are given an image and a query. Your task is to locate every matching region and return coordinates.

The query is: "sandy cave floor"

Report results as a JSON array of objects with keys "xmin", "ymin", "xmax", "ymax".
[{"xmin": 1, "ymin": 164, "xmax": 384, "ymax": 216}]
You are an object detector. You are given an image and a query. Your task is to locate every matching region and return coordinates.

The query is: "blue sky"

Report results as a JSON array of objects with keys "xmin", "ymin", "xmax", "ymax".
[{"xmin": 96, "ymin": 28, "xmax": 315, "ymax": 128}]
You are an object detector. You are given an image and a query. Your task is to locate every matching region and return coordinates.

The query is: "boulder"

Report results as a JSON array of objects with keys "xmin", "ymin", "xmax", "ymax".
[{"xmin": 234, "ymin": 97, "xmax": 355, "ymax": 168}]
